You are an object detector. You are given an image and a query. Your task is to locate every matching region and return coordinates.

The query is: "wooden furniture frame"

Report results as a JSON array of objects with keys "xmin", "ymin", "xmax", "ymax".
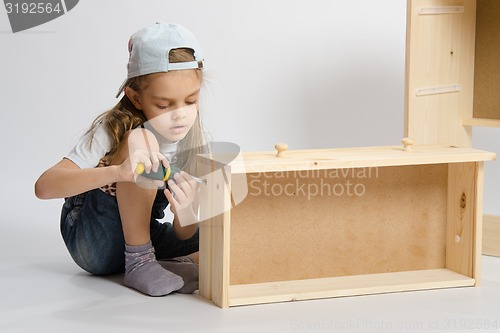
[
  {"xmin": 405, "ymin": 0, "xmax": 500, "ymax": 146},
  {"xmin": 198, "ymin": 145, "xmax": 494, "ymax": 308},
  {"xmin": 483, "ymin": 215, "xmax": 500, "ymax": 256},
  {"xmin": 405, "ymin": 0, "xmax": 500, "ymax": 255}
]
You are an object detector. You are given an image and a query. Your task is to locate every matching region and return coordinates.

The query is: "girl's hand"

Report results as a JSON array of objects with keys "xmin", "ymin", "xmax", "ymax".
[
  {"xmin": 164, "ymin": 171, "xmax": 198, "ymax": 226},
  {"xmin": 118, "ymin": 149, "xmax": 169, "ymax": 188},
  {"xmin": 116, "ymin": 127, "xmax": 168, "ymax": 188}
]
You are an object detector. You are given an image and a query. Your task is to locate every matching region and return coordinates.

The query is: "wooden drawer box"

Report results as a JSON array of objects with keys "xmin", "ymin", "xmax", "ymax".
[{"xmin": 197, "ymin": 145, "xmax": 495, "ymax": 308}]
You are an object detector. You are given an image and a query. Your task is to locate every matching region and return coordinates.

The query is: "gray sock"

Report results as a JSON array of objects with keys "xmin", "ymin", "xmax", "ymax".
[
  {"xmin": 158, "ymin": 256, "xmax": 199, "ymax": 294},
  {"xmin": 124, "ymin": 242, "xmax": 184, "ymax": 296}
]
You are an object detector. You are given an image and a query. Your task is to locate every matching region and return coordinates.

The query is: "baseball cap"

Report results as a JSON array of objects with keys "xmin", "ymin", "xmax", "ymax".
[{"xmin": 116, "ymin": 22, "xmax": 204, "ymax": 98}]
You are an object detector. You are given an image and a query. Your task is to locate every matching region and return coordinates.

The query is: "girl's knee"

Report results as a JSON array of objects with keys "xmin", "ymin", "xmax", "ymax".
[{"xmin": 110, "ymin": 128, "xmax": 160, "ymax": 166}]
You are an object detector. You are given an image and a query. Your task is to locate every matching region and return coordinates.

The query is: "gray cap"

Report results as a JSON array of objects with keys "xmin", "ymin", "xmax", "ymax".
[{"xmin": 116, "ymin": 22, "xmax": 204, "ymax": 98}]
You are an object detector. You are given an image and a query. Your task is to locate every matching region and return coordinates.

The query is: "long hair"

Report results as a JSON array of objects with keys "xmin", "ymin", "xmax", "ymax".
[{"xmin": 86, "ymin": 48, "xmax": 207, "ymax": 176}]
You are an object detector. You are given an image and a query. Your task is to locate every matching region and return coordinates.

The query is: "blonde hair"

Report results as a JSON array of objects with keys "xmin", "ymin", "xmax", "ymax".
[{"xmin": 86, "ymin": 48, "xmax": 207, "ymax": 176}]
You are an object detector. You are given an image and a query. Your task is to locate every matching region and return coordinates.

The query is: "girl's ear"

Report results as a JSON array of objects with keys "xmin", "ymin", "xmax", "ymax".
[{"xmin": 125, "ymin": 87, "xmax": 143, "ymax": 110}]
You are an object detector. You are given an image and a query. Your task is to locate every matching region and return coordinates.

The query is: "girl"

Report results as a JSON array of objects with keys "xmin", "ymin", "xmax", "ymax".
[{"xmin": 35, "ymin": 22, "xmax": 207, "ymax": 296}]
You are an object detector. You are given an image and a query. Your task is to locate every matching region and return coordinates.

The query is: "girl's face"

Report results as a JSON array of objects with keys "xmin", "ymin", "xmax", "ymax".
[{"xmin": 129, "ymin": 70, "xmax": 201, "ymax": 142}]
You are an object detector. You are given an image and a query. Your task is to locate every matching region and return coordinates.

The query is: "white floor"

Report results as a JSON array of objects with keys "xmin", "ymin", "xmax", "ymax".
[{"xmin": 2, "ymin": 223, "xmax": 500, "ymax": 333}]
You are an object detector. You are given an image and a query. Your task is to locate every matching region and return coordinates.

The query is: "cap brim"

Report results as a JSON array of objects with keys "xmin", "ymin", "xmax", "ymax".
[{"xmin": 116, "ymin": 79, "xmax": 127, "ymax": 98}]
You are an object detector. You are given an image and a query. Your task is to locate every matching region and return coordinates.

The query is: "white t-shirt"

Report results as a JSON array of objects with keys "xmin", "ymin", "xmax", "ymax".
[{"xmin": 65, "ymin": 122, "xmax": 177, "ymax": 168}]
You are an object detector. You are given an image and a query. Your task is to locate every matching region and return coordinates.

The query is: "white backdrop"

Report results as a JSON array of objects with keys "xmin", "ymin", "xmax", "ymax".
[{"xmin": 0, "ymin": 0, "xmax": 498, "ymax": 255}]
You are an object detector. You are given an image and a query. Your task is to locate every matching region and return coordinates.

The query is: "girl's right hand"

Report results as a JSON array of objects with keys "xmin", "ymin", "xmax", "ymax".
[{"xmin": 118, "ymin": 149, "xmax": 169, "ymax": 188}]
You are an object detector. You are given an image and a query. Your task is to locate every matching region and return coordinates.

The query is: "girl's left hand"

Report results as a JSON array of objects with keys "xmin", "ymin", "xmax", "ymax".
[{"xmin": 164, "ymin": 171, "xmax": 198, "ymax": 223}]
